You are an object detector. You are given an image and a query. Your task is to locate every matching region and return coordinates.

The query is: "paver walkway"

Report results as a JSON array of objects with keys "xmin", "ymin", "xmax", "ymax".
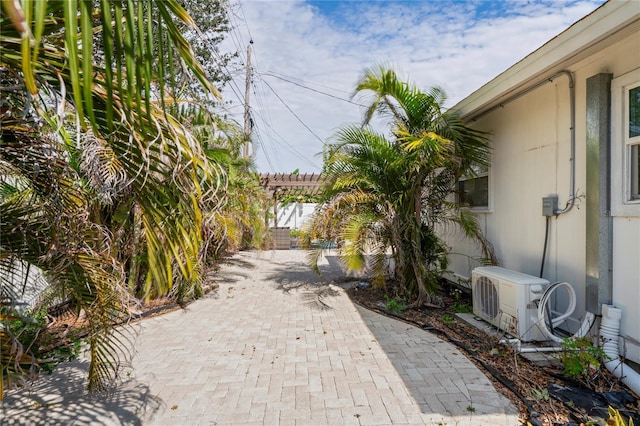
[{"xmin": 2, "ymin": 250, "xmax": 520, "ymax": 425}]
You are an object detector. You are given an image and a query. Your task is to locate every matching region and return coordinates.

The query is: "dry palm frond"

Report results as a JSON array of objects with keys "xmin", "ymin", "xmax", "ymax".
[
  {"xmin": 79, "ymin": 131, "xmax": 128, "ymax": 205},
  {"xmin": 1, "ymin": 0, "xmax": 225, "ymax": 395}
]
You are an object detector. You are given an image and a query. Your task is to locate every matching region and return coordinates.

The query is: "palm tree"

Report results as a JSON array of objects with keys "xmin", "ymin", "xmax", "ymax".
[
  {"xmin": 308, "ymin": 66, "xmax": 495, "ymax": 306},
  {"xmin": 1, "ymin": 0, "xmax": 221, "ymax": 395},
  {"xmin": 172, "ymin": 105, "xmax": 269, "ymax": 278}
]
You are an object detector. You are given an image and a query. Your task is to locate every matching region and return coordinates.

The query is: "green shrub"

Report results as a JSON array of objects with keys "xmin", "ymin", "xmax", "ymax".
[
  {"xmin": 442, "ymin": 314, "xmax": 454, "ymax": 325},
  {"xmin": 449, "ymin": 288, "xmax": 472, "ymax": 313},
  {"xmin": 385, "ymin": 297, "xmax": 406, "ymax": 314},
  {"xmin": 557, "ymin": 337, "xmax": 609, "ymax": 381}
]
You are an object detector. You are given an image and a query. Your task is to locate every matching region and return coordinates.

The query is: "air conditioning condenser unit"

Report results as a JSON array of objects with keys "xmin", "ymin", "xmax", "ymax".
[{"xmin": 472, "ymin": 266, "xmax": 549, "ymax": 342}]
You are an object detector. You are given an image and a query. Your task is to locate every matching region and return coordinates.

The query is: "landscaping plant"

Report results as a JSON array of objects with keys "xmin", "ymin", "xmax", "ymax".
[
  {"xmin": 307, "ymin": 65, "xmax": 495, "ymax": 306},
  {"xmin": 557, "ymin": 337, "xmax": 609, "ymax": 386},
  {"xmin": 0, "ymin": 0, "xmax": 255, "ymax": 396}
]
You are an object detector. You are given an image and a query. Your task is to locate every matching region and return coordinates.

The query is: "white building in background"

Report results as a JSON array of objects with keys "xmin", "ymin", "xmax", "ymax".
[
  {"xmin": 269, "ymin": 202, "xmax": 317, "ymax": 230},
  {"xmin": 443, "ymin": 1, "xmax": 640, "ymax": 364}
]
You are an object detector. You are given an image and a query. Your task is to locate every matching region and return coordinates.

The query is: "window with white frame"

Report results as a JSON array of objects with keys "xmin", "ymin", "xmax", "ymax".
[
  {"xmin": 612, "ymin": 69, "xmax": 640, "ymax": 213},
  {"xmin": 629, "ymin": 84, "xmax": 640, "ymax": 200},
  {"xmin": 458, "ymin": 165, "xmax": 489, "ymax": 209}
]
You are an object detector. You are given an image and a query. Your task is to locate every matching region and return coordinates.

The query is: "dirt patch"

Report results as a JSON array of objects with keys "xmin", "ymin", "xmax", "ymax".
[
  {"xmin": 346, "ymin": 281, "xmax": 640, "ymax": 426},
  {"xmin": 38, "ymin": 296, "xmax": 202, "ymax": 360}
]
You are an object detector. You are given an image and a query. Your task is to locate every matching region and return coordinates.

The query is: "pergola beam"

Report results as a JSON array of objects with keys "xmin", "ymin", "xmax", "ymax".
[
  {"xmin": 260, "ymin": 173, "xmax": 324, "ymax": 230},
  {"xmin": 260, "ymin": 173, "xmax": 324, "ymax": 196}
]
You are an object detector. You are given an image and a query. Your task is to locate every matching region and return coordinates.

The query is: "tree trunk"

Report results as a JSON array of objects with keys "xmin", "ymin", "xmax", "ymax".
[{"xmin": 409, "ymin": 255, "xmax": 428, "ymax": 308}]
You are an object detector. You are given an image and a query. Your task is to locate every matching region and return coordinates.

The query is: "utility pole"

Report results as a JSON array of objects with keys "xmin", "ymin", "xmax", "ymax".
[{"xmin": 243, "ymin": 40, "xmax": 253, "ymax": 158}]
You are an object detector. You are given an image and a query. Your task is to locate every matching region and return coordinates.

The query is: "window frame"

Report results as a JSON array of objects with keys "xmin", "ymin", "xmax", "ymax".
[
  {"xmin": 612, "ymin": 68, "xmax": 640, "ymax": 216},
  {"xmin": 627, "ymin": 85, "xmax": 640, "ymax": 200},
  {"xmin": 631, "ymin": 144, "xmax": 640, "ymax": 201},
  {"xmin": 457, "ymin": 165, "xmax": 490, "ymax": 211}
]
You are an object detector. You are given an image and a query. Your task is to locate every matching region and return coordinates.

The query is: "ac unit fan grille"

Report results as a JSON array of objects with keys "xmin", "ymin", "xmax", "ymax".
[{"xmin": 476, "ymin": 276, "xmax": 498, "ymax": 319}]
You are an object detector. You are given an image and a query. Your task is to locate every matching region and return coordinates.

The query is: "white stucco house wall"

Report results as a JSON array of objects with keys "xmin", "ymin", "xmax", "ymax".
[{"xmin": 444, "ymin": 1, "xmax": 640, "ymax": 364}]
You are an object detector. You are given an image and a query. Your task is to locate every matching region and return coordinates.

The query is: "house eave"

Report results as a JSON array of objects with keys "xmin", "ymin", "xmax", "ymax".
[{"xmin": 454, "ymin": 0, "xmax": 640, "ymax": 121}]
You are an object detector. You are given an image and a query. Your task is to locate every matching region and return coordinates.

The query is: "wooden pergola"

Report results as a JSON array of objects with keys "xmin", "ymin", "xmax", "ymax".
[{"xmin": 260, "ymin": 173, "xmax": 324, "ymax": 228}]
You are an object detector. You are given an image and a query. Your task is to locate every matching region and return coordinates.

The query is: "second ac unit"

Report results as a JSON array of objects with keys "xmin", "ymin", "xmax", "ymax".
[{"xmin": 472, "ymin": 266, "xmax": 549, "ymax": 342}]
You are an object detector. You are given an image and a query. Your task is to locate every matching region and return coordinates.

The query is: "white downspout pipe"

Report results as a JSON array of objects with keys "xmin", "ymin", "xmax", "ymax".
[
  {"xmin": 600, "ymin": 305, "xmax": 640, "ymax": 396},
  {"xmin": 552, "ymin": 71, "xmax": 576, "ymax": 215},
  {"xmin": 467, "ymin": 70, "xmax": 577, "ymax": 214}
]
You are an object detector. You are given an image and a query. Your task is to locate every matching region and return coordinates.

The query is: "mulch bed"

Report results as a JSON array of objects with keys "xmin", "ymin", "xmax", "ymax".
[
  {"xmin": 38, "ymin": 297, "xmax": 184, "ymax": 355},
  {"xmin": 346, "ymin": 280, "xmax": 640, "ymax": 426}
]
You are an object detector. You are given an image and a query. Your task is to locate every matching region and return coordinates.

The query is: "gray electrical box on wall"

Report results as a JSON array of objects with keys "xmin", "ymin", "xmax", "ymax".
[{"xmin": 542, "ymin": 196, "xmax": 558, "ymax": 216}]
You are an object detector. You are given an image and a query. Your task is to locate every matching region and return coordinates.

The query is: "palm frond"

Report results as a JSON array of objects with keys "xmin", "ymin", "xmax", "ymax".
[
  {"xmin": 1, "ymin": 0, "xmax": 228, "ymax": 395},
  {"xmin": 310, "ymin": 65, "xmax": 494, "ymax": 305}
]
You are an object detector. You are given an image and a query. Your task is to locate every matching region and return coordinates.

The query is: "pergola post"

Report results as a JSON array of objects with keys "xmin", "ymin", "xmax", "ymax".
[{"xmin": 273, "ymin": 189, "xmax": 278, "ymax": 228}]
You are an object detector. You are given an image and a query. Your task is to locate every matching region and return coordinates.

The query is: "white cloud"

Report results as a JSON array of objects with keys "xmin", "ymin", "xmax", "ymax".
[{"xmin": 219, "ymin": 0, "xmax": 605, "ymax": 173}]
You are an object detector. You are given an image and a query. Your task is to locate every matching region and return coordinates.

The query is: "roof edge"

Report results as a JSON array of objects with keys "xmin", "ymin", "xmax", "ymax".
[{"xmin": 453, "ymin": 0, "xmax": 640, "ymax": 120}]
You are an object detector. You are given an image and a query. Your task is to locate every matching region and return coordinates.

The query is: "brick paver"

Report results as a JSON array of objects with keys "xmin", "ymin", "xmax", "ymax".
[{"xmin": 2, "ymin": 250, "xmax": 520, "ymax": 425}]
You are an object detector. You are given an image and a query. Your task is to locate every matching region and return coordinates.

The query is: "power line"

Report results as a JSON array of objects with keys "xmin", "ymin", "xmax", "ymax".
[
  {"xmin": 227, "ymin": 13, "xmax": 248, "ymax": 66},
  {"xmin": 261, "ymin": 72, "xmax": 365, "ymax": 107},
  {"xmin": 192, "ymin": 4, "xmax": 273, "ymax": 169},
  {"xmin": 237, "ymin": 1, "xmax": 254, "ymax": 42},
  {"xmin": 252, "ymin": 127, "xmax": 277, "ymax": 172},
  {"xmin": 201, "ymin": 3, "xmax": 249, "ymax": 110},
  {"xmin": 256, "ymin": 114, "xmax": 318, "ymax": 168},
  {"xmin": 261, "ymin": 79, "xmax": 325, "ymax": 144},
  {"xmin": 196, "ymin": 3, "xmax": 321, "ymax": 171},
  {"xmin": 265, "ymin": 70, "xmax": 353, "ymax": 96},
  {"xmin": 227, "ymin": 6, "xmax": 284, "ymax": 171},
  {"xmin": 252, "ymin": 85, "xmax": 281, "ymax": 163},
  {"xmin": 252, "ymin": 109, "xmax": 320, "ymax": 170},
  {"xmin": 192, "ymin": 31, "xmax": 245, "ymax": 111}
]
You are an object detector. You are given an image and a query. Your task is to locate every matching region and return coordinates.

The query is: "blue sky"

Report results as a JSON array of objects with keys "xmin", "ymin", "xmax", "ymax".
[
  {"xmin": 221, "ymin": 0, "xmax": 607, "ymax": 173},
  {"xmin": 308, "ymin": 0, "xmax": 522, "ymax": 22}
]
